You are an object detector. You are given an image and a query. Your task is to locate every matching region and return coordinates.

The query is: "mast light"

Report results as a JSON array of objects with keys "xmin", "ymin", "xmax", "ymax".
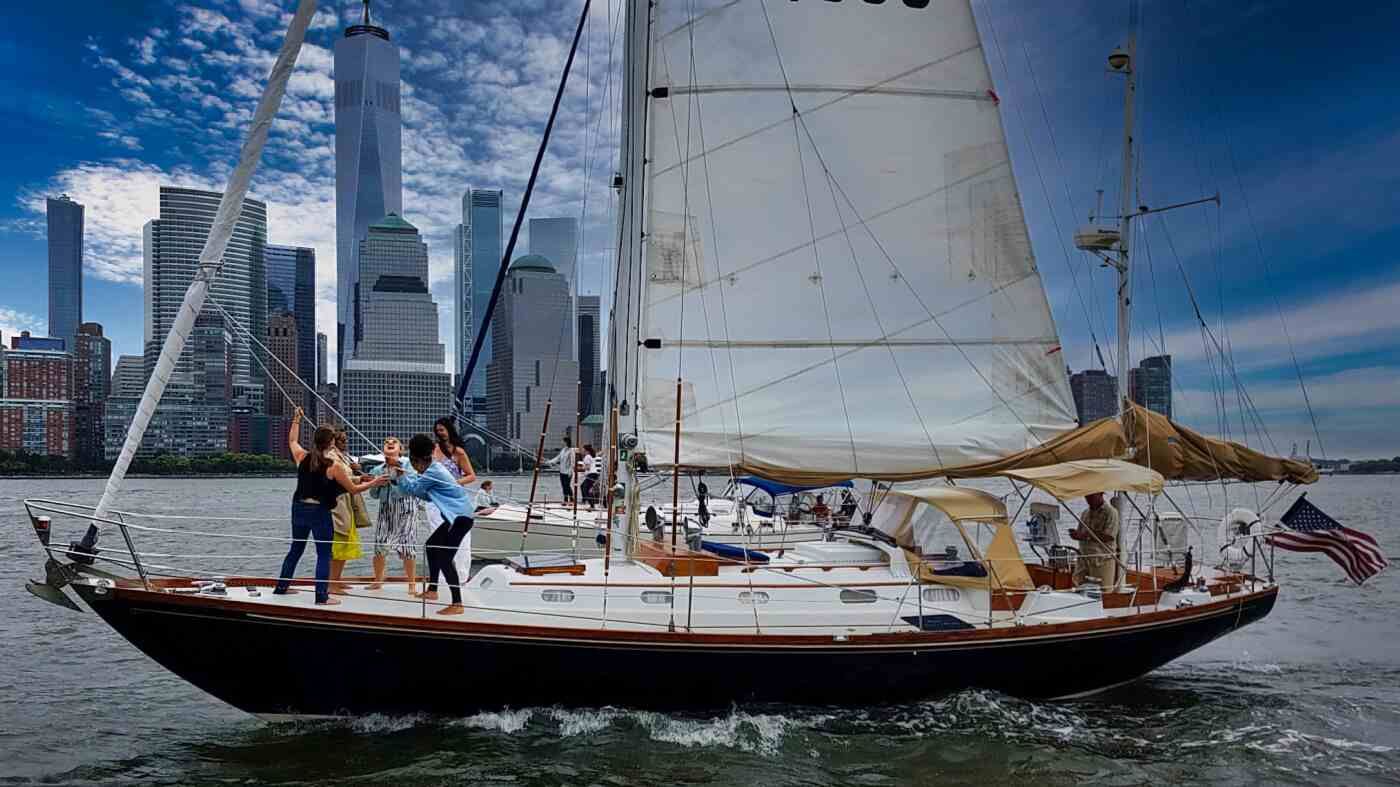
[{"xmin": 1108, "ymin": 47, "xmax": 1130, "ymax": 71}]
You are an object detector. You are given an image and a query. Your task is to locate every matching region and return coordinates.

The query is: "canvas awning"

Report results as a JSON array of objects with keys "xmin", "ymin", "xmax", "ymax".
[
  {"xmin": 886, "ymin": 485, "xmax": 1007, "ymax": 522},
  {"xmin": 998, "ymin": 459, "xmax": 1164, "ymax": 499}
]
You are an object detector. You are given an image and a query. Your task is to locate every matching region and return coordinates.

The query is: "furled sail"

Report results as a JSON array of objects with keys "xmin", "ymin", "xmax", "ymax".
[
  {"xmin": 935, "ymin": 404, "xmax": 1318, "ymax": 486},
  {"xmin": 630, "ymin": 0, "xmax": 1077, "ymax": 481}
]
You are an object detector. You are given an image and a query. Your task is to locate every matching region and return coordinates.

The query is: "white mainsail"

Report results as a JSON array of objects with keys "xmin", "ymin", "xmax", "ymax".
[
  {"xmin": 93, "ymin": 0, "xmax": 319, "ymax": 521},
  {"xmin": 625, "ymin": 0, "xmax": 1077, "ymax": 480}
]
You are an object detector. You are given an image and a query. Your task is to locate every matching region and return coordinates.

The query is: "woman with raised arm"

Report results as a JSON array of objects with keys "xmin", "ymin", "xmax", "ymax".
[{"xmin": 274, "ymin": 408, "xmax": 388, "ymax": 606}]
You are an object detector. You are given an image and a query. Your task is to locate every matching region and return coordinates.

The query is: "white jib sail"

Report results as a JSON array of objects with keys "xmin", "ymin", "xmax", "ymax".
[
  {"xmin": 632, "ymin": 0, "xmax": 1077, "ymax": 479},
  {"xmin": 93, "ymin": 0, "xmax": 319, "ymax": 521}
]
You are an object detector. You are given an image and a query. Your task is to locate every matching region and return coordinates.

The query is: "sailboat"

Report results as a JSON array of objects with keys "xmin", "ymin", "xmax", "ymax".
[{"xmin": 20, "ymin": 0, "xmax": 1322, "ymax": 717}]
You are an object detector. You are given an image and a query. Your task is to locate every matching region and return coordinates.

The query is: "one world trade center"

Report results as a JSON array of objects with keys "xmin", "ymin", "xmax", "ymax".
[{"xmin": 334, "ymin": 0, "xmax": 401, "ymax": 380}]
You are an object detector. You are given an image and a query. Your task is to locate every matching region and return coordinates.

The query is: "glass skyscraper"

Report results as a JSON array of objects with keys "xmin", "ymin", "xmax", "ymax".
[
  {"xmin": 529, "ymin": 217, "xmax": 578, "ymax": 290},
  {"xmin": 486, "ymin": 255, "xmax": 577, "ymax": 452},
  {"xmin": 454, "ymin": 188, "xmax": 503, "ymax": 406},
  {"xmin": 142, "ymin": 187, "xmax": 267, "ymax": 391},
  {"xmin": 266, "ymin": 244, "xmax": 316, "ymax": 396},
  {"xmin": 335, "ymin": 3, "xmax": 402, "ymax": 379},
  {"xmin": 46, "ymin": 195, "xmax": 84, "ymax": 350},
  {"xmin": 1129, "ymin": 355, "xmax": 1173, "ymax": 420}
]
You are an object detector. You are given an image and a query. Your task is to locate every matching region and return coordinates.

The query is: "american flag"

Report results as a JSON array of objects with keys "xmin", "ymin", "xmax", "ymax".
[{"xmin": 1267, "ymin": 495, "xmax": 1389, "ymax": 585}]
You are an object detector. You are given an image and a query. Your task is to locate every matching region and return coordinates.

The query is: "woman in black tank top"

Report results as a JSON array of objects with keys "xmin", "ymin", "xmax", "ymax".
[{"xmin": 274, "ymin": 409, "xmax": 387, "ymax": 604}]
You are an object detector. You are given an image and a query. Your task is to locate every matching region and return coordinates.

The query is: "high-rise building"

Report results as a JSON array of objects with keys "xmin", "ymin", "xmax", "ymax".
[
  {"xmin": 103, "ymin": 355, "xmax": 145, "ymax": 461},
  {"xmin": 1129, "ymin": 355, "xmax": 1173, "ymax": 420},
  {"xmin": 46, "ymin": 195, "xmax": 84, "ymax": 350},
  {"xmin": 316, "ymin": 332, "xmax": 328, "ymax": 387},
  {"xmin": 340, "ymin": 214, "xmax": 450, "ymax": 452},
  {"xmin": 143, "ymin": 187, "xmax": 267, "ymax": 395},
  {"xmin": 0, "ymin": 340, "xmax": 74, "ymax": 458},
  {"xmin": 1069, "ymin": 368, "xmax": 1118, "ymax": 427},
  {"xmin": 107, "ymin": 316, "xmax": 232, "ymax": 459},
  {"xmin": 265, "ymin": 313, "xmax": 301, "ymax": 418},
  {"xmin": 529, "ymin": 217, "xmax": 578, "ymax": 290},
  {"xmin": 454, "ymin": 188, "xmax": 503, "ymax": 410},
  {"xmin": 10, "ymin": 333, "xmax": 66, "ymax": 351},
  {"xmin": 266, "ymin": 245, "xmax": 316, "ymax": 396},
  {"xmin": 72, "ymin": 322, "xmax": 112, "ymax": 466},
  {"xmin": 335, "ymin": 1, "xmax": 402, "ymax": 378},
  {"xmin": 486, "ymin": 255, "xmax": 578, "ymax": 453},
  {"xmin": 111, "ymin": 355, "xmax": 146, "ymax": 398},
  {"xmin": 577, "ymin": 295, "xmax": 601, "ymax": 415}
]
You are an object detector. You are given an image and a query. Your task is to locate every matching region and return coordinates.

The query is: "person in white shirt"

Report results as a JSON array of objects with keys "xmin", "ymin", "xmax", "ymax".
[
  {"xmin": 580, "ymin": 444, "xmax": 601, "ymax": 510},
  {"xmin": 549, "ymin": 438, "xmax": 575, "ymax": 503}
]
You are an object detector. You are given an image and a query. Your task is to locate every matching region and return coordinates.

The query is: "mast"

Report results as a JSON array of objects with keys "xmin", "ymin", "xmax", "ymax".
[
  {"xmin": 1110, "ymin": 9, "xmax": 1137, "ymax": 577},
  {"xmin": 606, "ymin": 0, "xmax": 651, "ymax": 559},
  {"xmin": 1112, "ymin": 26, "xmax": 1137, "ymax": 419},
  {"xmin": 93, "ymin": 0, "xmax": 318, "ymax": 523}
]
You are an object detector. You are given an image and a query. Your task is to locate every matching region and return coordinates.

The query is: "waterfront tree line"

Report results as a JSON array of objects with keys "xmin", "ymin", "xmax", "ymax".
[{"xmin": 0, "ymin": 449, "xmax": 296, "ymax": 476}]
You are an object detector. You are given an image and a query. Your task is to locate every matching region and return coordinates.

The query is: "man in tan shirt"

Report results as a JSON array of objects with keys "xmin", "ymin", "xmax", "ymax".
[{"xmin": 1071, "ymin": 492, "xmax": 1120, "ymax": 590}]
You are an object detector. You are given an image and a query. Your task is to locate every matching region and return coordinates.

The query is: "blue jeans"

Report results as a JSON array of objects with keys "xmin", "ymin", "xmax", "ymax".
[{"xmin": 275, "ymin": 500, "xmax": 333, "ymax": 603}]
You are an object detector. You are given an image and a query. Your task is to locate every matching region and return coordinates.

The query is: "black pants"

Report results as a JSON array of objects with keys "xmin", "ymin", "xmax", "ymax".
[
  {"xmin": 559, "ymin": 473, "xmax": 573, "ymax": 501},
  {"xmin": 425, "ymin": 515, "xmax": 473, "ymax": 604},
  {"xmin": 582, "ymin": 474, "xmax": 599, "ymax": 506}
]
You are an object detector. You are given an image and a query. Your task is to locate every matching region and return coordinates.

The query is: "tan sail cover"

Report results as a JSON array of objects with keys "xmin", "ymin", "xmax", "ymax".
[
  {"xmin": 1121, "ymin": 404, "xmax": 1319, "ymax": 484},
  {"xmin": 998, "ymin": 459, "xmax": 1164, "ymax": 499},
  {"xmin": 633, "ymin": 0, "xmax": 1078, "ymax": 481},
  {"xmin": 937, "ymin": 405, "xmax": 1316, "ymax": 485}
]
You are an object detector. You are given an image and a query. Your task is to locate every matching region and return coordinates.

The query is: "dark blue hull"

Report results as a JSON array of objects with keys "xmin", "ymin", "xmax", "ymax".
[{"xmin": 76, "ymin": 584, "xmax": 1277, "ymax": 716}]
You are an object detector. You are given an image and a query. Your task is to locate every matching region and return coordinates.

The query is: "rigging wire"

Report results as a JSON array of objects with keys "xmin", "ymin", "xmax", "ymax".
[
  {"xmin": 757, "ymin": 0, "xmax": 861, "ymax": 473},
  {"xmin": 1008, "ymin": 33, "xmax": 1107, "ymax": 373}
]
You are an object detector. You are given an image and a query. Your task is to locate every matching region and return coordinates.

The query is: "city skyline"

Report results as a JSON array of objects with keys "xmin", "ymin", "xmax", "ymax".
[{"xmin": 1, "ymin": 2, "xmax": 1399, "ymax": 455}]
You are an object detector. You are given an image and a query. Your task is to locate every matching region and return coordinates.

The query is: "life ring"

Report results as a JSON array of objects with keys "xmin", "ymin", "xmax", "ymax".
[{"xmin": 1217, "ymin": 508, "xmax": 1260, "ymax": 569}]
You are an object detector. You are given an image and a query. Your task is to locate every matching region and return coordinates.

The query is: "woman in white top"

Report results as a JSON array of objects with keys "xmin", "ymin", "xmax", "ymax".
[{"xmin": 580, "ymin": 444, "xmax": 601, "ymax": 510}]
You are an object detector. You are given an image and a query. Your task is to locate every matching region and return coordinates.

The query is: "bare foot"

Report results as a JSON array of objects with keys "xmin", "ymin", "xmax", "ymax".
[
  {"xmin": 316, "ymin": 597, "xmax": 342, "ymax": 606},
  {"xmin": 366, "ymin": 583, "xmax": 383, "ymax": 590},
  {"xmin": 406, "ymin": 586, "xmax": 418, "ymax": 596},
  {"xmin": 412, "ymin": 590, "xmax": 439, "ymax": 601},
  {"xmin": 437, "ymin": 604, "xmax": 465, "ymax": 616},
  {"xmin": 330, "ymin": 588, "xmax": 350, "ymax": 596}
]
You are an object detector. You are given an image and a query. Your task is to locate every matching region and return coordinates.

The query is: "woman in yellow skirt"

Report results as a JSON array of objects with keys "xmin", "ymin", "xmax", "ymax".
[{"xmin": 328, "ymin": 430, "xmax": 369, "ymax": 594}]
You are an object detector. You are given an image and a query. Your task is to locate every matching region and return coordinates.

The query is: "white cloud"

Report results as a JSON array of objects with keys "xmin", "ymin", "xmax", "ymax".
[
  {"xmin": 0, "ymin": 308, "xmax": 45, "ymax": 342},
  {"xmin": 1162, "ymin": 276, "xmax": 1400, "ymax": 373},
  {"xmin": 19, "ymin": 0, "xmax": 631, "ymax": 381}
]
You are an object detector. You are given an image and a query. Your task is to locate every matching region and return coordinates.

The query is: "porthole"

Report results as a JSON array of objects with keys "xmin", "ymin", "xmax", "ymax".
[
  {"xmin": 541, "ymin": 589, "xmax": 575, "ymax": 603},
  {"xmin": 479, "ymin": 577, "xmax": 494, "ymax": 589},
  {"xmin": 738, "ymin": 591, "xmax": 770, "ymax": 605},
  {"xmin": 641, "ymin": 591, "xmax": 672, "ymax": 605},
  {"xmin": 839, "ymin": 589, "xmax": 878, "ymax": 604}
]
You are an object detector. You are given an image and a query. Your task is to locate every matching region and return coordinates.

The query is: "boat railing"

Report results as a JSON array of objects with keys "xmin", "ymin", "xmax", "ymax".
[{"xmin": 19, "ymin": 497, "xmax": 590, "ymax": 596}]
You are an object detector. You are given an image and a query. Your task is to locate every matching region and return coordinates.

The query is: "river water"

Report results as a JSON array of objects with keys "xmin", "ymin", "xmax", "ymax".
[{"xmin": 1, "ymin": 475, "xmax": 1396, "ymax": 785}]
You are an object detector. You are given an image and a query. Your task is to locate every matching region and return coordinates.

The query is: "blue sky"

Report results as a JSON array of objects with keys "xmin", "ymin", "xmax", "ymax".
[{"xmin": 2, "ymin": 0, "xmax": 1398, "ymax": 458}]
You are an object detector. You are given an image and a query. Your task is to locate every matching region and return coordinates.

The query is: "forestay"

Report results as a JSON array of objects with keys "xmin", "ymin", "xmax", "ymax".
[{"xmin": 633, "ymin": 0, "xmax": 1077, "ymax": 482}]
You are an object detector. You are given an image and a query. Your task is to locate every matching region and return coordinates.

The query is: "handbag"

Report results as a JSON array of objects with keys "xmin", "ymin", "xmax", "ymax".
[
  {"xmin": 330, "ymin": 495, "xmax": 352, "ymax": 536},
  {"xmin": 351, "ymin": 491, "xmax": 373, "ymax": 528}
]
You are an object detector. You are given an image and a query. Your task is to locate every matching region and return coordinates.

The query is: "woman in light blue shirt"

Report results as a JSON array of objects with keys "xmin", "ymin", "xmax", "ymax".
[{"xmin": 394, "ymin": 433, "xmax": 475, "ymax": 615}]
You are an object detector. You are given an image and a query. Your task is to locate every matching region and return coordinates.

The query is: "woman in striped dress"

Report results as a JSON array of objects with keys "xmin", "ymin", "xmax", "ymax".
[{"xmin": 368, "ymin": 437, "xmax": 429, "ymax": 594}]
